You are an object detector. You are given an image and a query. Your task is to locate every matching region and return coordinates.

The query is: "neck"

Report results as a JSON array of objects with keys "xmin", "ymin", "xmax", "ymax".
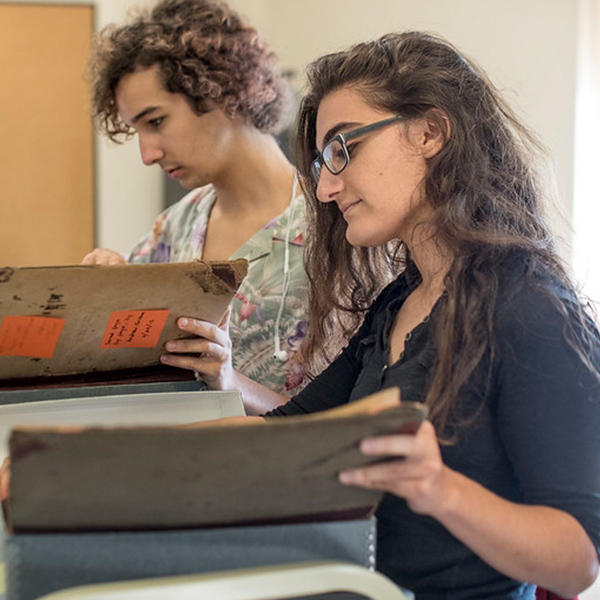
[
  {"xmin": 211, "ymin": 126, "xmax": 294, "ymax": 216},
  {"xmin": 406, "ymin": 228, "xmax": 452, "ymax": 296}
]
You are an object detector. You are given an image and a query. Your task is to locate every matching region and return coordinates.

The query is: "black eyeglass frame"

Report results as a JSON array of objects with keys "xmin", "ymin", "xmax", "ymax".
[{"xmin": 310, "ymin": 114, "xmax": 406, "ymax": 184}]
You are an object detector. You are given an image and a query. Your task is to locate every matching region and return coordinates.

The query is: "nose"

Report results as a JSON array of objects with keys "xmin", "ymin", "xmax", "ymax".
[
  {"xmin": 315, "ymin": 167, "xmax": 344, "ymax": 204},
  {"xmin": 138, "ymin": 135, "xmax": 164, "ymax": 166}
]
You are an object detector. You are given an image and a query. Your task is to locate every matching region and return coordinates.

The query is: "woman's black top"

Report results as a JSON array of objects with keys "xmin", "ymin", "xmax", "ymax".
[{"xmin": 266, "ymin": 267, "xmax": 600, "ymax": 600}]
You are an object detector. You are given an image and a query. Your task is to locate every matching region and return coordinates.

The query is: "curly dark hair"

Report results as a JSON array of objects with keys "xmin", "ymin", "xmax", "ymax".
[
  {"xmin": 89, "ymin": 0, "xmax": 291, "ymax": 141},
  {"xmin": 296, "ymin": 32, "xmax": 598, "ymax": 438}
]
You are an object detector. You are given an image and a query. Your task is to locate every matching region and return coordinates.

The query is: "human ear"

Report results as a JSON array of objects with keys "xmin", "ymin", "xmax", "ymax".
[{"xmin": 419, "ymin": 109, "xmax": 450, "ymax": 159}]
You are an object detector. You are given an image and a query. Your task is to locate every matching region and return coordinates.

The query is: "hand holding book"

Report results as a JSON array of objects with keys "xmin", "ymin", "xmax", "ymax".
[{"xmin": 339, "ymin": 419, "xmax": 449, "ymax": 517}]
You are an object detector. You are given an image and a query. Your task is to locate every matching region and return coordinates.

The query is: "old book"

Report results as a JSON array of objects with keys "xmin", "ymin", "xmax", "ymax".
[
  {"xmin": 0, "ymin": 260, "xmax": 248, "ymax": 384},
  {"xmin": 7, "ymin": 388, "xmax": 426, "ymax": 531},
  {"xmin": 5, "ymin": 387, "xmax": 427, "ymax": 532}
]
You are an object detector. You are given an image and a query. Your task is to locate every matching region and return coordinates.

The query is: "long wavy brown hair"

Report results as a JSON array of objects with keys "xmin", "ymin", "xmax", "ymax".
[
  {"xmin": 296, "ymin": 32, "xmax": 597, "ymax": 437},
  {"xmin": 89, "ymin": 0, "xmax": 290, "ymax": 141}
]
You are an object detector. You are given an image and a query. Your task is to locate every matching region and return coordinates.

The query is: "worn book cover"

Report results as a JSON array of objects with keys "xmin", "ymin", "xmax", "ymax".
[
  {"xmin": 0, "ymin": 260, "xmax": 248, "ymax": 381},
  {"xmin": 5, "ymin": 387, "xmax": 427, "ymax": 531}
]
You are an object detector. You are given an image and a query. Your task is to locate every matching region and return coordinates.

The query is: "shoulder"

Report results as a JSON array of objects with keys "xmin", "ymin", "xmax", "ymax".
[
  {"xmin": 493, "ymin": 266, "xmax": 600, "ymax": 374},
  {"xmin": 495, "ymin": 268, "xmax": 586, "ymax": 339}
]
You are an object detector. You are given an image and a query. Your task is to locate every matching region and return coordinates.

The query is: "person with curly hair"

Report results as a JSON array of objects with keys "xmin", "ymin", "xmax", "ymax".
[{"xmin": 82, "ymin": 0, "xmax": 309, "ymax": 412}]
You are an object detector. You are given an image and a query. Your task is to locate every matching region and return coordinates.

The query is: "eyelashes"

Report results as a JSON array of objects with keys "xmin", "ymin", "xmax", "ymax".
[{"xmin": 148, "ymin": 116, "xmax": 165, "ymax": 128}]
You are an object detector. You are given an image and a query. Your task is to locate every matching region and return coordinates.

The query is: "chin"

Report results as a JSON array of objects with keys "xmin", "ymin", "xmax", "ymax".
[
  {"xmin": 345, "ymin": 227, "xmax": 391, "ymax": 248},
  {"xmin": 177, "ymin": 175, "xmax": 196, "ymax": 190},
  {"xmin": 185, "ymin": 174, "xmax": 210, "ymax": 190}
]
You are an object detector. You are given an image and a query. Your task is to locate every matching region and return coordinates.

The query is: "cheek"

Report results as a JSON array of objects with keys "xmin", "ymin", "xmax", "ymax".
[{"xmin": 389, "ymin": 160, "xmax": 427, "ymax": 199}]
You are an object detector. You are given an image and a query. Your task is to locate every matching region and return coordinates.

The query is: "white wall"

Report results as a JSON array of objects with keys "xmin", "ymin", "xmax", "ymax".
[
  {"xmin": 573, "ymin": 0, "xmax": 600, "ymax": 305},
  {"xmin": 230, "ymin": 0, "xmax": 578, "ymax": 262},
  {"xmin": 15, "ymin": 0, "xmax": 580, "ymax": 261}
]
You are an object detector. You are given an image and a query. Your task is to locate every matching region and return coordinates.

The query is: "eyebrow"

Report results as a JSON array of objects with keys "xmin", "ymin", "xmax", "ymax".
[
  {"xmin": 131, "ymin": 106, "xmax": 161, "ymax": 124},
  {"xmin": 318, "ymin": 121, "xmax": 361, "ymax": 150}
]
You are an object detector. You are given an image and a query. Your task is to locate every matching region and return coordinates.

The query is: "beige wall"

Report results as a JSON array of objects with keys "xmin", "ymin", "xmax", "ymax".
[
  {"xmin": 10, "ymin": 0, "xmax": 580, "ymax": 260},
  {"xmin": 230, "ymin": 0, "xmax": 578, "ymax": 260}
]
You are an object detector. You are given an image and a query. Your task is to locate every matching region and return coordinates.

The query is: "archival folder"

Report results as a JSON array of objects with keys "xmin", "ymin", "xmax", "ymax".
[
  {"xmin": 6, "ymin": 387, "xmax": 428, "ymax": 532},
  {"xmin": 0, "ymin": 260, "xmax": 248, "ymax": 383}
]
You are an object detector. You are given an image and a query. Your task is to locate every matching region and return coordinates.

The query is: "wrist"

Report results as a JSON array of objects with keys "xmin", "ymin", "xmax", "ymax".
[
  {"xmin": 222, "ymin": 367, "xmax": 242, "ymax": 391},
  {"xmin": 431, "ymin": 466, "xmax": 465, "ymax": 522},
  {"xmin": 202, "ymin": 363, "xmax": 235, "ymax": 391}
]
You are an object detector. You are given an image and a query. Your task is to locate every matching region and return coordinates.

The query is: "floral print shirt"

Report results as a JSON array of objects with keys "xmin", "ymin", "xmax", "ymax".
[{"xmin": 128, "ymin": 184, "xmax": 308, "ymax": 393}]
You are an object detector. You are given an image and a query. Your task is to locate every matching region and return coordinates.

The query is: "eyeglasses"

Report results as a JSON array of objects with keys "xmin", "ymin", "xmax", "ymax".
[{"xmin": 310, "ymin": 115, "xmax": 405, "ymax": 185}]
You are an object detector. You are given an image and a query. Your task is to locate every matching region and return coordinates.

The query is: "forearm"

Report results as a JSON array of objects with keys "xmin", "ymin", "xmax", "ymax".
[
  {"xmin": 436, "ymin": 469, "xmax": 599, "ymax": 597},
  {"xmin": 216, "ymin": 370, "xmax": 289, "ymax": 415}
]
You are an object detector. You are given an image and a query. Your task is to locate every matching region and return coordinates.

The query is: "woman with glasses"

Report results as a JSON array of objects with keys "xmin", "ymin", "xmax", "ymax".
[
  {"xmin": 263, "ymin": 32, "xmax": 600, "ymax": 598},
  {"xmin": 82, "ymin": 0, "xmax": 310, "ymax": 412}
]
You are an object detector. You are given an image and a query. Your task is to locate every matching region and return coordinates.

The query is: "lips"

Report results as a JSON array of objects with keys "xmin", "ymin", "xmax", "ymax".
[
  {"xmin": 338, "ymin": 200, "xmax": 361, "ymax": 216},
  {"xmin": 164, "ymin": 166, "xmax": 183, "ymax": 180}
]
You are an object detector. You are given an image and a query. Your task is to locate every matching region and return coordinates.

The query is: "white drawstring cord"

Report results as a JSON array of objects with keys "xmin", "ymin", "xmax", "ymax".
[{"xmin": 273, "ymin": 173, "xmax": 298, "ymax": 362}]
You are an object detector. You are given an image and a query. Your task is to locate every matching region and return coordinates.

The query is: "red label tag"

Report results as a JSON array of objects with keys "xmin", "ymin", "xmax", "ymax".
[
  {"xmin": 0, "ymin": 315, "xmax": 66, "ymax": 359},
  {"xmin": 100, "ymin": 310, "xmax": 170, "ymax": 349}
]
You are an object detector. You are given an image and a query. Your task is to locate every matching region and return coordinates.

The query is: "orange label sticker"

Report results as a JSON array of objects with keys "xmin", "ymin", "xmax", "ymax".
[
  {"xmin": 0, "ymin": 315, "xmax": 66, "ymax": 359},
  {"xmin": 100, "ymin": 310, "xmax": 170, "ymax": 349}
]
